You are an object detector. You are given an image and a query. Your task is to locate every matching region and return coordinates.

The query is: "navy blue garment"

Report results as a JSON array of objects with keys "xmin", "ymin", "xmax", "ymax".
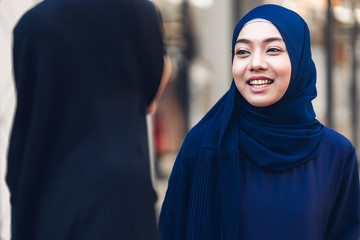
[
  {"xmin": 7, "ymin": 0, "xmax": 164, "ymax": 239},
  {"xmin": 159, "ymin": 4, "xmax": 360, "ymax": 239}
]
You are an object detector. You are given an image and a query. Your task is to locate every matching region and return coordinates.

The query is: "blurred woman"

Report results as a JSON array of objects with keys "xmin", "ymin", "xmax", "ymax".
[{"xmin": 7, "ymin": 0, "xmax": 168, "ymax": 239}]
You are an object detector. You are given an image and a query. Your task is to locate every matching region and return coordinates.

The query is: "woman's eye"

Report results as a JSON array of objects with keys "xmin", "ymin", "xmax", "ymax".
[
  {"xmin": 267, "ymin": 48, "xmax": 282, "ymax": 53},
  {"xmin": 236, "ymin": 49, "xmax": 250, "ymax": 56}
]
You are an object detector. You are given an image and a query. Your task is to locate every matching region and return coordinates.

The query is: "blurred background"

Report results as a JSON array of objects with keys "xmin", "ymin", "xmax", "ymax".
[{"xmin": 0, "ymin": 0, "xmax": 359, "ymax": 239}]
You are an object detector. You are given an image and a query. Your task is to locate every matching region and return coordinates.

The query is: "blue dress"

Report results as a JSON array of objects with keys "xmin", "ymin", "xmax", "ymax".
[{"xmin": 159, "ymin": 126, "xmax": 360, "ymax": 239}]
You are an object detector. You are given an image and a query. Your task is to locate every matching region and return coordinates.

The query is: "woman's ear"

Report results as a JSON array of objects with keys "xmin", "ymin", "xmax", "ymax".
[{"xmin": 147, "ymin": 55, "xmax": 171, "ymax": 114}]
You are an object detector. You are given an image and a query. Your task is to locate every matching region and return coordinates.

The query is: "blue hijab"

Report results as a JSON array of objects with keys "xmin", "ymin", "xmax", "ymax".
[
  {"xmin": 232, "ymin": 4, "xmax": 324, "ymax": 171},
  {"xmin": 198, "ymin": 4, "xmax": 324, "ymax": 171}
]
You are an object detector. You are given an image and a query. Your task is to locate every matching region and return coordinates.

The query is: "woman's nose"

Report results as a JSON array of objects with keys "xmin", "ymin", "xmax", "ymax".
[{"xmin": 249, "ymin": 52, "xmax": 268, "ymax": 71}]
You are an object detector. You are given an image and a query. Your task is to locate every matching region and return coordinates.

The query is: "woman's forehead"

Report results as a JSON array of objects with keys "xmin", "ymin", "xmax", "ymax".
[{"xmin": 237, "ymin": 21, "xmax": 283, "ymax": 41}]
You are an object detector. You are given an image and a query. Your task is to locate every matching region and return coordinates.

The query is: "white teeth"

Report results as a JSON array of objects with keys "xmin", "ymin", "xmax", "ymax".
[
  {"xmin": 249, "ymin": 79, "xmax": 272, "ymax": 85},
  {"xmin": 253, "ymin": 84, "xmax": 267, "ymax": 88}
]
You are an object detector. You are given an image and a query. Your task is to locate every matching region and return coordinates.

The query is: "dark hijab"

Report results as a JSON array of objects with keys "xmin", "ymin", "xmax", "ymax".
[
  {"xmin": 198, "ymin": 4, "xmax": 324, "ymax": 171},
  {"xmin": 231, "ymin": 4, "xmax": 324, "ymax": 171},
  {"xmin": 7, "ymin": 0, "xmax": 164, "ymax": 239}
]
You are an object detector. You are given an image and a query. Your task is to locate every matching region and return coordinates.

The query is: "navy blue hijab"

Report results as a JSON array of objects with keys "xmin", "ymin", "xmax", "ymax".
[
  {"xmin": 7, "ymin": 0, "xmax": 163, "ymax": 239},
  {"xmin": 225, "ymin": 4, "xmax": 323, "ymax": 171},
  {"xmin": 230, "ymin": 4, "xmax": 324, "ymax": 171},
  {"xmin": 193, "ymin": 4, "xmax": 324, "ymax": 171}
]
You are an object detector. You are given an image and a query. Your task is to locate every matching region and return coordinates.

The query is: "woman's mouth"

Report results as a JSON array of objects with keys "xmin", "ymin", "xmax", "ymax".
[{"xmin": 247, "ymin": 79, "xmax": 274, "ymax": 88}]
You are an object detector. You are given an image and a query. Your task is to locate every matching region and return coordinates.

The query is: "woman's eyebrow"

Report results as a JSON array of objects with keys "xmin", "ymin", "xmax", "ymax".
[
  {"xmin": 235, "ymin": 37, "xmax": 284, "ymax": 45},
  {"xmin": 264, "ymin": 37, "xmax": 284, "ymax": 43}
]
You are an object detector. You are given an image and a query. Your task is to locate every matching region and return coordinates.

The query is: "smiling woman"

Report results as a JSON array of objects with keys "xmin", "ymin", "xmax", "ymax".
[{"xmin": 159, "ymin": 4, "xmax": 360, "ymax": 240}]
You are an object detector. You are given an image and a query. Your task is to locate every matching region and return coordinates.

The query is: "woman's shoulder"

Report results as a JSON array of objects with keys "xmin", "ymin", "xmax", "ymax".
[
  {"xmin": 322, "ymin": 126, "xmax": 354, "ymax": 148},
  {"xmin": 167, "ymin": 123, "xmax": 213, "ymax": 181},
  {"xmin": 178, "ymin": 93, "xmax": 232, "ymax": 159},
  {"xmin": 320, "ymin": 126, "xmax": 356, "ymax": 160},
  {"xmin": 179, "ymin": 120, "xmax": 213, "ymax": 160}
]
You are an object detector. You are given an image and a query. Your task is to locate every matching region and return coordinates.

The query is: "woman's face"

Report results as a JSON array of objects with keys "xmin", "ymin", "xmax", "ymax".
[{"xmin": 232, "ymin": 21, "xmax": 291, "ymax": 107}]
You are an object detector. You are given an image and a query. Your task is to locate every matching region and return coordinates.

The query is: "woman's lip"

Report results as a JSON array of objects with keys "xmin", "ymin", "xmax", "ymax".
[{"xmin": 250, "ymin": 84, "xmax": 271, "ymax": 93}]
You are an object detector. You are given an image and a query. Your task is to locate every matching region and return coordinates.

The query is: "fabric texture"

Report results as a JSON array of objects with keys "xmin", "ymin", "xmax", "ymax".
[
  {"xmin": 7, "ymin": 0, "xmax": 164, "ymax": 239},
  {"xmin": 159, "ymin": 4, "xmax": 360, "ymax": 239}
]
